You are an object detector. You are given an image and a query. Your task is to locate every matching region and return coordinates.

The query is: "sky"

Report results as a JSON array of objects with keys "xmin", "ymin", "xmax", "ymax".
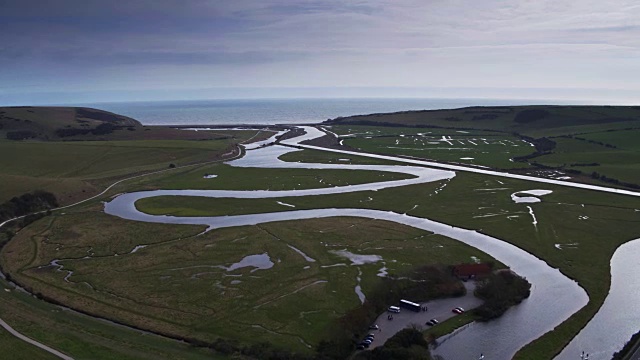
[{"xmin": 1, "ymin": 0, "xmax": 639, "ymax": 105}]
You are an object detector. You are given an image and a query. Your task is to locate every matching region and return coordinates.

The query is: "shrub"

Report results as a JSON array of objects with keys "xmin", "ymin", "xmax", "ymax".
[
  {"xmin": 6, "ymin": 130, "xmax": 37, "ymax": 140},
  {"xmin": 612, "ymin": 330, "xmax": 640, "ymax": 359},
  {"xmin": 0, "ymin": 191, "xmax": 58, "ymax": 224},
  {"xmin": 91, "ymin": 123, "xmax": 115, "ymax": 135},
  {"xmin": 474, "ymin": 271, "xmax": 531, "ymax": 321},
  {"xmin": 514, "ymin": 109, "xmax": 550, "ymax": 123},
  {"xmin": 355, "ymin": 328, "xmax": 431, "ymax": 360},
  {"xmin": 56, "ymin": 128, "xmax": 91, "ymax": 137}
]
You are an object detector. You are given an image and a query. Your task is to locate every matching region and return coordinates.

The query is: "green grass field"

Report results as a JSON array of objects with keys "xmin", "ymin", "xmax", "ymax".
[
  {"xmin": 324, "ymin": 105, "xmax": 640, "ymax": 137},
  {"xmin": 326, "ymin": 125, "xmax": 504, "ymax": 137},
  {"xmin": 4, "ymin": 144, "xmax": 640, "ymax": 358},
  {"xmin": 3, "ymin": 209, "xmax": 493, "ymax": 354},
  {"xmin": 0, "ymin": 277, "xmax": 222, "ymax": 360},
  {"xmin": 2, "ymin": 105, "xmax": 640, "ymax": 359},
  {"xmin": 130, "ymin": 169, "xmax": 640, "ymax": 359},
  {"xmin": 534, "ymin": 137, "xmax": 640, "ymax": 184},
  {"xmin": 0, "ymin": 138, "xmax": 246, "ymax": 205},
  {"xmin": 330, "ymin": 124, "xmax": 533, "ymax": 169},
  {"xmin": 0, "ymin": 327, "xmax": 59, "ymax": 360},
  {"xmin": 277, "ymin": 147, "xmax": 404, "ymax": 166},
  {"xmin": 322, "ymin": 121, "xmax": 640, "ymax": 191},
  {"xmin": 125, "ymin": 161, "xmax": 413, "ymax": 194},
  {"xmin": 578, "ymin": 129, "xmax": 640, "ymax": 151},
  {"xmin": 0, "ymin": 106, "xmax": 273, "ymax": 205}
]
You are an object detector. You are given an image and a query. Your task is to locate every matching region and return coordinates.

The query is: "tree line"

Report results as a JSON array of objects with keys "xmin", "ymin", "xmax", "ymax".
[{"xmin": 0, "ymin": 191, "xmax": 58, "ymax": 224}]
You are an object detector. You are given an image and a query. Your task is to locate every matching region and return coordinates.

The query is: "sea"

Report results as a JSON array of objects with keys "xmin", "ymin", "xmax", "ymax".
[{"xmin": 82, "ymin": 98, "xmax": 592, "ymax": 126}]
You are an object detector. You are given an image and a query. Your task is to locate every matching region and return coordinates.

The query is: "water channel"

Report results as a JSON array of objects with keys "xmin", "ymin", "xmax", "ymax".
[{"xmin": 102, "ymin": 127, "xmax": 639, "ymax": 359}]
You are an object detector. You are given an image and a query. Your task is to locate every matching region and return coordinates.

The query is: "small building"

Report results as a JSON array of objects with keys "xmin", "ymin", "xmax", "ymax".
[{"xmin": 452, "ymin": 263, "xmax": 492, "ymax": 279}]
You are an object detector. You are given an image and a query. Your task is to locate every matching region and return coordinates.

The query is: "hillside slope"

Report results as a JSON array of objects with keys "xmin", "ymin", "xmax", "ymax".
[
  {"xmin": 324, "ymin": 105, "xmax": 640, "ymax": 137},
  {"xmin": 0, "ymin": 107, "xmax": 265, "ymax": 205},
  {"xmin": 0, "ymin": 107, "xmax": 140, "ymax": 141}
]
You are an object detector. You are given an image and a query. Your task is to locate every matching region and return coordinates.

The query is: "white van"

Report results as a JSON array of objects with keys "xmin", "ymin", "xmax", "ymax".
[{"xmin": 387, "ymin": 306, "xmax": 401, "ymax": 313}]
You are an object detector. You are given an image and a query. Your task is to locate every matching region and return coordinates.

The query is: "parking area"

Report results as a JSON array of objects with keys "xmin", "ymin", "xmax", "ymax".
[{"xmin": 365, "ymin": 281, "xmax": 482, "ymax": 349}]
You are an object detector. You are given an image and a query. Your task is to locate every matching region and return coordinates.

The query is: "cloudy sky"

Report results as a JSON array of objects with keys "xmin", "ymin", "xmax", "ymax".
[{"xmin": 1, "ymin": 0, "xmax": 639, "ymax": 104}]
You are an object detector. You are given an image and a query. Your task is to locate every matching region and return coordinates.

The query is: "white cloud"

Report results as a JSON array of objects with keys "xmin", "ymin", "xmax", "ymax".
[{"xmin": 1, "ymin": 0, "xmax": 639, "ymax": 103}]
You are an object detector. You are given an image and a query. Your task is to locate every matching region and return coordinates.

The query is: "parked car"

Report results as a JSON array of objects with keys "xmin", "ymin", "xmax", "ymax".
[
  {"xmin": 356, "ymin": 344, "xmax": 365, "ymax": 350},
  {"xmin": 369, "ymin": 324, "xmax": 379, "ymax": 330},
  {"xmin": 452, "ymin": 307, "xmax": 465, "ymax": 314},
  {"xmin": 388, "ymin": 306, "xmax": 401, "ymax": 313},
  {"xmin": 426, "ymin": 319, "xmax": 439, "ymax": 326},
  {"xmin": 360, "ymin": 342, "xmax": 370, "ymax": 348},
  {"xmin": 362, "ymin": 339, "xmax": 373, "ymax": 345}
]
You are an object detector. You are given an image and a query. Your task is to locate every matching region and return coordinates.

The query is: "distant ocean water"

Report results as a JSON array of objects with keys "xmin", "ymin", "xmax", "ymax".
[{"xmin": 84, "ymin": 98, "xmax": 588, "ymax": 126}]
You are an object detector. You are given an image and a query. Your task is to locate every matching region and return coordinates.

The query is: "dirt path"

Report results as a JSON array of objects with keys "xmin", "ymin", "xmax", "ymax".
[{"xmin": 0, "ymin": 318, "xmax": 74, "ymax": 360}]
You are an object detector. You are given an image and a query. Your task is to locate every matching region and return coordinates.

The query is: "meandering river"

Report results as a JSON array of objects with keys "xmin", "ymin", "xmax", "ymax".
[{"xmin": 103, "ymin": 126, "xmax": 638, "ymax": 359}]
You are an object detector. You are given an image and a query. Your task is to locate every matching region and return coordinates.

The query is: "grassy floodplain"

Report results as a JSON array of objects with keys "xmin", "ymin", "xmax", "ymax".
[
  {"xmin": 332, "ymin": 124, "xmax": 534, "ymax": 169},
  {"xmin": 0, "ymin": 277, "xmax": 223, "ymax": 360},
  {"xmin": 0, "ymin": 327, "xmax": 59, "ymax": 360},
  {"xmin": 0, "ymin": 139, "xmax": 236, "ymax": 204},
  {"xmin": 8, "ymin": 152, "xmax": 639, "ymax": 358},
  {"xmin": 324, "ymin": 105, "xmax": 640, "ymax": 137},
  {"xmin": 2, "ymin": 105, "xmax": 640, "ymax": 359},
  {"xmin": 323, "ymin": 105, "xmax": 640, "ymax": 192},
  {"xmin": 534, "ymin": 136, "xmax": 640, "ymax": 184},
  {"xmin": 124, "ymin": 161, "xmax": 413, "ymax": 194},
  {"xmin": 277, "ymin": 147, "xmax": 406, "ymax": 166},
  {"xmin": 2, "ymin": 206, "xmax": 494, "ymax": 354},
  {"xmin": 0, "ymin": 106, "xmax": 272, "ymax": 204},
  {"xmin": 132, "ymin": 157, "xmax": 640, "ymax": 359}
]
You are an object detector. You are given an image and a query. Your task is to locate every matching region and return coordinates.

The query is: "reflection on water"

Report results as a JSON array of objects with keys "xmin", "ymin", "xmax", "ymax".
[
  {"xmin": 226, "ymin": 253, "xmax": 274, "ymax": 273},
  {"xmin": 555, "ymin": 238, "xmax": 640, "ymax": 360}
]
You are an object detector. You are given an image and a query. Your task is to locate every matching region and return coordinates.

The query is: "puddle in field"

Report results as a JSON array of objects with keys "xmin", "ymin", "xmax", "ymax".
[
  {"xmin": 330, "ymin": 250, "xmax": 383, "ymax": 265},
  {"xmin": 377, "ymin": 265, "xmax": 388, "ymax": 277},
  {"xmin": 129, "ymin": 245, "xmax": 147, "ymax": 254},
  {"xmin": 354, "ymin": 268, "xmax": 366, "ymax": 304},
  {"xmin": 226, "ymin": 253, "xmax": 274, "ymax": 272},
  {"xmin": 276, "ymin": 201, "xmax": 296, "ymax": 208},
  {"xmin": 511, "ymin": 189, "xmax": 553, "ymax": 203}
]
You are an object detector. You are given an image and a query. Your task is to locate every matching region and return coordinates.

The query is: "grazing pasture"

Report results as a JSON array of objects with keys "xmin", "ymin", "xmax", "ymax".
[{"xmin": 0, "ymin": 137, "xmax": 255, "ymax": 205}]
